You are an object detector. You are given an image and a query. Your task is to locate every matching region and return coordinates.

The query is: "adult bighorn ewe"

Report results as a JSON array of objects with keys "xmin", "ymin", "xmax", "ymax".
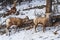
[
  {"xmin": 5, "ymin": 16, "xmax": 29, "ymax": 35},
  {"xmin": 33, "ymin": 13, "xmax": 51, "ymax": 32},
  {"xmin": 5, "ymin": 17, "xmax": 23, "ymax": 35}
]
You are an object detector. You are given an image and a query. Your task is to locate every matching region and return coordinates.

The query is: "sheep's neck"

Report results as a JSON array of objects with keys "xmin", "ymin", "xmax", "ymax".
[{"xmin": 46, "ymin": 15, "xmax": 49, "ymax": 19}]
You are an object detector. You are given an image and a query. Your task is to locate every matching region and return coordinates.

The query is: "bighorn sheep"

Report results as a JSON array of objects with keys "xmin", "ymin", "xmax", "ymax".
[
  {"xmin": 5, "ymin": 17, "xmax": 23, "ymax": 35},
  {"xmin": 6, "ymin": 17, "xmax": 23, "ymax": 29},
  {"xmin": 33, "ymin": 13, "xmax": 51, "ymax": 32},
  {"xmin": 5, "ymin": 16, "xmax": 29, "ymax": 35}
]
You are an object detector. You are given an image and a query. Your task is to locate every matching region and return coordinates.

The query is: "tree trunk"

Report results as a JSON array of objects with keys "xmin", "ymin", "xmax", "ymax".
[
  {"xmin": 53, "ymin": 0, "xmax": 58, "ymax": 14},
  {"xmin": 46, "ymin": 0, "xmax": 52, "ymax": 13}
]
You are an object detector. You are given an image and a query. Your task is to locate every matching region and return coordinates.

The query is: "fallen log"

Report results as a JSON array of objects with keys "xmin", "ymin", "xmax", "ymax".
[{"xmin": 23, "ymin": 5, "xmax": 46, "ymax": 11}]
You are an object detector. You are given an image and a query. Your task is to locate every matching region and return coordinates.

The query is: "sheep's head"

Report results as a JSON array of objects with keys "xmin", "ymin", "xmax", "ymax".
[
  {"xmin": 23, "ymin": 16, "xmax": 29, "ymax": 23},
  {"xmin": 45, "ymin": 13, "xmax": 51, "ymax": 18}
]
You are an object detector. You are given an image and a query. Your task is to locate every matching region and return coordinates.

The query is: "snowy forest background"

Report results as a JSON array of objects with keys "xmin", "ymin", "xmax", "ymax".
[{"xmin": 0, "ymin": 0, "xmax": 60, "ymax": 40}]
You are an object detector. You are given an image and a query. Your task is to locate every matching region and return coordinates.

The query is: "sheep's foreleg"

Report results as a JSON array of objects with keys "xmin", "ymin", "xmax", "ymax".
[
  {"xmin": 5, "ymin": 27, "xmax": 9, "ymax": 36},
  {"xmin": 34, "ymin": 24, "xmax": 37, "ymax": 32},
  {"xmin": 43, "ymin": 25, "xmax": 46, "ymax": 32},
  {"xmin": 5, "ymin": 25, "xmax": 10, "ymax": 36}
]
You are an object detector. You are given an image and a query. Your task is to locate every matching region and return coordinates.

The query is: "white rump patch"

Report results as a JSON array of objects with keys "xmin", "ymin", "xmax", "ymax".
[{"xmin": 6, "ymin": 19, "xmax": 10, "ymax": 26}]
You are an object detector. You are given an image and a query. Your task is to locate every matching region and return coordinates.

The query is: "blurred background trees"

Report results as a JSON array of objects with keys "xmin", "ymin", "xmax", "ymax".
[{"xmin": 0, "ymin": 0, "xmax": 32, "ymax": 4}]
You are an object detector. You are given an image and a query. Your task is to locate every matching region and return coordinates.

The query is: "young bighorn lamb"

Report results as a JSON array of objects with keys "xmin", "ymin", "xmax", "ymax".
[{"xmin": 33, "ymin": 13, "xmax": 51, "ymax": 32}]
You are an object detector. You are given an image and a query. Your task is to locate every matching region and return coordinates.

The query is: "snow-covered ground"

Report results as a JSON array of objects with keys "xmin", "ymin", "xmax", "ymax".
[
  {"xmin": 0, "ymin": 27, "xmax": 60, "ymax": 40},
  {"xmin": 0, "ymin": 0, "xmax": 60, "ymax": 40}
]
